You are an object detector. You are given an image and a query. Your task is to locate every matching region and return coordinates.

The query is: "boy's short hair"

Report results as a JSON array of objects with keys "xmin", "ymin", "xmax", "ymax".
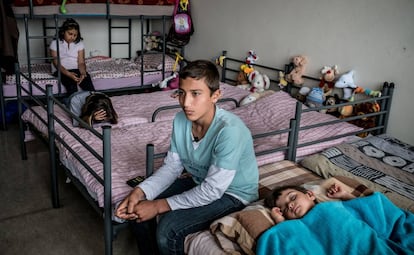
[
  {"xmin": 179, "ymin": 60, "xmax": 220, "ymax": 93},
  {"xmin": 264, "ymin": 185, "xmax": 308, "ymax": 208}
]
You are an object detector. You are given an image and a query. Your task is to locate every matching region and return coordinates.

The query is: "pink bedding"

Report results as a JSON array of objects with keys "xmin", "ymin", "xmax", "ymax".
[
  {"xmin": 3, "ymin": 55, "xmax": 178, "ymax": 97},
  {"xmin": 21, "ymin": 83, "xmax": 249, "ymax": 133},
  {"xmin": 231, "ymin": 91, "xmax": 362, "ymax": 165},
  {"xmin": 22, "ymin": 88, "xmax": 361, "ymax": 210}
]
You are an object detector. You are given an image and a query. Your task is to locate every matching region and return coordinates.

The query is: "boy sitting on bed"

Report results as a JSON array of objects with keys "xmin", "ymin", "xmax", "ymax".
[
  {"xmin": 258, "ymin": 183, "xmax": 414, "ymax": 255},
  {"xmin": 115, "ymin": 60, "xmax": 259, "ymax": 255}
]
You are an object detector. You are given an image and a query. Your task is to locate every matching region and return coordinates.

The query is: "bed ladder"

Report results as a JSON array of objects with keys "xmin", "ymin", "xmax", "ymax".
[{"xmin": 22, "ymin": 15, "xmax": 62, "ymax": 95}]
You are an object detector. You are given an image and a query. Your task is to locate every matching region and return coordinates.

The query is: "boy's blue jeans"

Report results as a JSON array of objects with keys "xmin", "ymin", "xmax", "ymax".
[{"xmin": 130, "ymin": 176, "xmax": 245, "ymax": 255}]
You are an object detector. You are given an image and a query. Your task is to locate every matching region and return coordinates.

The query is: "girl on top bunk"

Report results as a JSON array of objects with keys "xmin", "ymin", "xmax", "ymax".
[{"xmin": 49, "ymin": 18, "xmax": 95, "ymax": 97}]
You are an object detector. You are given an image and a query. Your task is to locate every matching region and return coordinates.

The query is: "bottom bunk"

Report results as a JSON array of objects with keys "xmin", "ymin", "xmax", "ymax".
[
  {"xmin": 16, "ymin": 52, "xmax": 397, "ymax": 254},
  {"xmin": 185, "ymin": 133, "xmax": 414, "ymax": 254}
]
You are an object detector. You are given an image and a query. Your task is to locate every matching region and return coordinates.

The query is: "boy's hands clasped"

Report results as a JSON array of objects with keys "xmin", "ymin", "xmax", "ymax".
[{"xmin": 115, "ymin": 188, "xmax": 172, "ymax": 222}]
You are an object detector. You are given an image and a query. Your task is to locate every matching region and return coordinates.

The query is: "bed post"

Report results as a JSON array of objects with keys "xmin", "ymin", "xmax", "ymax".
[
  {"xmin": 46, "ymin": 85, "xmax": 60, "ymax": 208},
  {"xmin": 0, "ymin": 70, "xmax": 5, "ymax": 130},
  {"xmin": 102, "ymin": 125, "xmax": 113, "ymax": 255},
  {"xmin": 290, "ymin": 101, "xmax": 303, "ymax": 161},
  {"xmin": 16, "ymin": 64, "xmax": 28, "ymax": 160},
  {"xmin": 381, "ymin": 82, "xmax": 394, "ymax": 135},
  {"xmin": 146, "ymin": 144, "xmax": 155, "ymax": 177},
  {"xmin": 286, "ymin": 118, "xmax": 298, "ymax": 161},
  {"xmin": 221, "ymin": 50, "xmax": 228, "ymax": 83}
]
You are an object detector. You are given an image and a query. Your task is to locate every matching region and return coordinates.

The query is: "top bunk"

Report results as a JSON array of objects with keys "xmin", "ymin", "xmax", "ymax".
[{"xmin": 12, "ymin": 0, "xmax": 174, "ymax": 17}]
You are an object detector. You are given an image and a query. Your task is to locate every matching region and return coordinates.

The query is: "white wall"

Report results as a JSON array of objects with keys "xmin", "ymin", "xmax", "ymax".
[
  {"xmin": 185, "ymin": 0, "xmax": 414, "ymax": 144},
  {"xmin": 15, "ymin": 0, "xmax": 414, "ymax": 144}
]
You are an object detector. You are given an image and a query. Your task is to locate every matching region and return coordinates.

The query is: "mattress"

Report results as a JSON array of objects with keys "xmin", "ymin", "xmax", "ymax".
[
  {"xmin": 3, "ymin": 55, "xmax": 179, "ymax": 97},
  {"xmin": 21, "ymin": 83, "xmax": 250, "ymax": 134},
  {"xmin": 231, "ymin": 91, "xmax": 363, "ymax": 165}
]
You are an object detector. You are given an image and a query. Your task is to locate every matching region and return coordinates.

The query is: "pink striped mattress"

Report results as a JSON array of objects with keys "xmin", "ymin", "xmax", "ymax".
[
  {"xmin": 21, "ymin": 83, "xmax": 249, "ymax": 134},
  {"xmin": 22, "ymin": 89, "xmax": 361, "ymax": 209},
  {"xmin": 3, "ymin": 55, "xmax": 177, "ymax": 97}
]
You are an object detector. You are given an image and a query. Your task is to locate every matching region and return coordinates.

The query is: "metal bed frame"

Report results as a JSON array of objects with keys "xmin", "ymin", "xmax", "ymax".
[
  {"xmin": 16, "ymin": 50, "xmax": 395, "ymax": 255},
  {"xmin": 1, "ymin": 0, "xmax": 179, "ymax": 130}
]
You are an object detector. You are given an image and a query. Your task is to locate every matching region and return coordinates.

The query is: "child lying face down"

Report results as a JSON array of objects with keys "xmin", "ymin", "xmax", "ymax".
[{"xmin": 264, "ymin": 182, "xmax": 356, "ymax": 223}]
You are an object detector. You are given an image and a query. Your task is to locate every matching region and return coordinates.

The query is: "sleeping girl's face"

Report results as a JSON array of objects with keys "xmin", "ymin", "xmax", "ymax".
[
  {"xmin": 63, "ymin": 28, "xmax": 78, "ymax": 44},
  {"xmin": 274, "ymin": 188, "xmax": 316, "ymax": 220}
]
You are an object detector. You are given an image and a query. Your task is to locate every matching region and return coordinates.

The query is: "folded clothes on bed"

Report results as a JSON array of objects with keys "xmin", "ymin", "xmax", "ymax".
[{"xmin": 256, "ymin": 192, "xmax": 414, "ymax": 255}]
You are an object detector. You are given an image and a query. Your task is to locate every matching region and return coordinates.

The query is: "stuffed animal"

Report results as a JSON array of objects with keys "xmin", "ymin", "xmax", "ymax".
[
  {"xmin": 236, "ymin": 71, "xmax": 249, "ymax": 85},
  {"xmin": 334, "ymin": 70, "xmax": 357, "ymax": 100},
  {"xmin": 248, "ymin": 70, "xmax": 270, "ymax": 93},
  {"xmin": 319, "ymin": 65, "xmax": 339, "ymax": 96},
  {"xmin": 155, "ymin": 72, "xmax": 179, "ymax": 93},
  {"xmin": 349, "ymin": 102, "xmax": 380, "ymax": 137},
  {"xmin": 296, "ymin": 86, "xmax": 310, "ymax": 103},
  {"xmin": 323, "ymin": 94, "xmax": 341, "ymax": 117},
  {"xmin": 239, "ymin": 90, "xmax": 274, "ymax": 106},
  {"xmin": 285, "ymin": 55, "xmax": 308, "ymax": 86},
  {"xmin": 144, "ymin": 31, "xmax": 162, "ymax": 51},
  {"xmin": 246, "ymin": 49, "xmax": 259, "ymax": 65},
  {"xmin": 278, "ymin": 71, "xmax": 288, "ymax": 89},
  {"xmin": 306, "ymin": 87, "xmax": 325, "ymax": 108}
]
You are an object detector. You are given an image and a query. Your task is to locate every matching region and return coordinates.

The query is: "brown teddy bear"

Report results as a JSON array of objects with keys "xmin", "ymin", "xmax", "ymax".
[
  {"xmin": 319, "ymin": 65, "xmax": 339, "ymax": 96},
  {"xmin": 348, "ymin": 102, "xmax": 380, "ymax": 137},
  {"xmin": 285, "ymin": 55, "xmax": 308, "ymax": 86}
]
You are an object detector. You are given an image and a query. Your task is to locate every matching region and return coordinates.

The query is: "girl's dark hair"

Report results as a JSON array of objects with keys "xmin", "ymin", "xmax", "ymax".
[
  {"xmin": 58, "ymin": 18, "xmax": 83, "ymax": 43},
  {"xmin": 179, "ymin": 60, "xmax": 220, "ymax": 94},
  {"xmin": 264, "ymin": 185, "xmax": 309, "ymax": 208}
]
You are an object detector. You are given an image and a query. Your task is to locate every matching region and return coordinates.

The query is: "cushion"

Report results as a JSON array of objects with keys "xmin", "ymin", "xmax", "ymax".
[
  {"xmin": 210, "ymin": 203, "xmax": 273, "ymax": 255},
  {"xmin": 258, "ymin": 160, "xmax": 321, "ymax": 199},
  {"xmin": 135, "ymin": 53, "xmax": 178, "ymax": 72},
  {"xmin": 68, "ymin": 91, "xmax": 91, "ymax": 126}
]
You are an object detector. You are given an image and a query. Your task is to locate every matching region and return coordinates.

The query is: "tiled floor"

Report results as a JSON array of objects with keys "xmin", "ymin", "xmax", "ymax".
[{"xmin": 0, "ymin": 123, "xmax": 138, "ymax": 255}]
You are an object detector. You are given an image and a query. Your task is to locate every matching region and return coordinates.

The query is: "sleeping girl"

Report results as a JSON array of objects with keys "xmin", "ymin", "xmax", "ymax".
[{"xmin": 258, "ymin": 183, "xmax": 414, "ymax": 255}]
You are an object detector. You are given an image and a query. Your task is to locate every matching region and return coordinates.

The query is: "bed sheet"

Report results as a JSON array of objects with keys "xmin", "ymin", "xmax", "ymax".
[
  {"xmin": 300, "ymin": 134, "xmax": 414, "ymax": 212},
  {"xmin": 21, "ymin": 83, "xmax": 249, "ymax": 134},
  {"xmin": 57, "ymin": 121, "xmax": 172, "ymax": 207},
  {"xmin": 3, "ymin": 55, "xmax": 180, "ymax": 97},
  {"xmin": 231, "ymin": 91, "xmax": 363, "ymax": 165}
]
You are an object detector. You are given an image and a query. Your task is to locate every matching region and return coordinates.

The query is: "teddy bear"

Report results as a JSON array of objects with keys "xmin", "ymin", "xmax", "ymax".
[
  {"xmin": 348, "ymin": 102, "xmax": 380, "ymax": 137},
  {"xmin": 323, "ymin": 94, "xmax": 342, "ymax": 117},
  {"xmin": 144, "ymin": 31, "xmax": 162, "ymax": 52},
  {"xmin": 285, "ymin": 55, "xmax": 308, "ymax": 86},
  {"xmin": 319, "ymin": 65, "xmax": 339, "ymax": 96},
  {"xmin": 248, "ymin": 70, "xmax": 270, "ymax": 93}
]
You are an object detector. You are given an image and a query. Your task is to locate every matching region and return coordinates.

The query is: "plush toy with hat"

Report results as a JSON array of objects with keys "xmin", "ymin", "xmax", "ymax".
[
  {"xmin": 319, "ymin": 65, "xmax": 339, "ymax": 96},
  {"xmin": 285, "ymin": 55, "xmax": 308, "ymax": 86}
]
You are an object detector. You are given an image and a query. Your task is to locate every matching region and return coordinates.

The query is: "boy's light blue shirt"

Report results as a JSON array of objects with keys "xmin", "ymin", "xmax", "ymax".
[{"xmin": 170, "ymin": 107, "xmax": 259, "ymax": 204}]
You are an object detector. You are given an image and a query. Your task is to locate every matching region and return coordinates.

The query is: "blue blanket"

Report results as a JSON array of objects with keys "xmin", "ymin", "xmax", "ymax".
[{"xmin": 256, "ymin": 192, "xmax": 414, "ymax": 255}]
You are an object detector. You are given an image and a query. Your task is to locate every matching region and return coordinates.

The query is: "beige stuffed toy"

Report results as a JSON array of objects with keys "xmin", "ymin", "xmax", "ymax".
[{"xmin": 285, "ymin": 55, "xmax": 308, "ymax": 86}]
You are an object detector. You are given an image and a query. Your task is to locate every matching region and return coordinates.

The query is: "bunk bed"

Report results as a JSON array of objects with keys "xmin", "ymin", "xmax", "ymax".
[
  {"xmin": 17, "ymin": 50, "xmax": 397, "ymax": 255},
  {"xmin": 1, "ymin": 0, "xmax": 178, "ymax": 129}
]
